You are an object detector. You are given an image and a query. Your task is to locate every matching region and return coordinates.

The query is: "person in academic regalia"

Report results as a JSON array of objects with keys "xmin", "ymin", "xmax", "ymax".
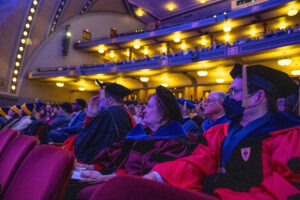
[
  {"xmin": 74, "ymin": 82, "xmax": 135, "ymax": 164},
  {"xmin": 0, "ymin": 106, "xmax": 9, "ymax": 128},
  {"xmin": 201, "ymin": 91, "xmax": 230, "ymax": 132},
  {"xmin": 11, "ymin": 103, "xmax": 35, "ymax": 132},
  {"xmin": 1, "ymin": 105, "xmax": 21, "ymax": 130},
  {"xmin": 63, "ymin": 86, "xmax": 193, "ymax": 200},
  {"xmin": 92, "ymin": 64, "xmax": 300, "ymax": 200}
]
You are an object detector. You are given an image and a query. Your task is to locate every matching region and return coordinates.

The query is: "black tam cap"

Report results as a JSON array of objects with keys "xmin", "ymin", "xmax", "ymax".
[
  {"xmin": 230, "ymin": 64, "xmax": 297, "ymax": 98},
  {"xmin": 156, "ymin": 85, "xmax": 183, "ymax": 122},
  {"xmin": 98, "ymin": 81, "xmax": 131, "ymax": 98}
]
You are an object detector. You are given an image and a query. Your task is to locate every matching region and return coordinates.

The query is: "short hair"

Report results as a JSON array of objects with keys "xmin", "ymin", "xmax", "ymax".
[
  {"xmin": 236, "ymin": 74, "xmax": 277, "ymax": 112},
  {"xmin": 211, "ymin": 91, "xmax": 227, "ymax": 102},
  {"xmin": 59, "ymin": 102, "xmax": 73, "ymax": 114},
  {"xmin": 106, "ymin": 92, "xmax": 124, "ymax": 104},
  {"xmin": 75, "ymin": 98, "xmax": 87, "ymax": 109}
]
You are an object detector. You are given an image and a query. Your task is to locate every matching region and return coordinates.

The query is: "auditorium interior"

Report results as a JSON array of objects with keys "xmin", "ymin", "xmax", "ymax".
[{"xmin": 0, "ymin": 0, "xmax": 299, "ymax": 104}]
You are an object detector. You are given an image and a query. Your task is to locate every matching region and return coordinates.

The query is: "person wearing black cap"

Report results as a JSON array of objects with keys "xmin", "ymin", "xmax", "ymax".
[
  {"xmin": 74, "ymin": 82, "xmax": 135, "ymax": 163},
  {"xmin": 63, "ymin": 85, "xmax": 191, "ymax": 200},
  {"xmin": 94, "ymin": 64, "xmax": 300, "ymax": 200}
]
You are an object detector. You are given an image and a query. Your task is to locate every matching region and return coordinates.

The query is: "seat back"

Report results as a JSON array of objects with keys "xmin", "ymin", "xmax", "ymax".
[
  {"xmin": 0, "ymin": 135, "xmax": 39, "ymax": 195},
  {"xmin": 24, "ymin": 120, "xmax": 49, "ymax": 141},
  {"xmin": 0, "ymin": 129, "xmax": 18, "ymax": 157},
  {"xmin": 2, "ymin": 145, "xmax": 75, "ymax": 200}
]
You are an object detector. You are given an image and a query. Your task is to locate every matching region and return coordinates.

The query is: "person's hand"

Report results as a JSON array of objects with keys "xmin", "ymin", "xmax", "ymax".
[
  {"xmin": 75, "ymin": 163, "xmax": 94, "ymax": 171},
  {"xmin": 80, "ymin": 171, "xmax": 114, "ymax": 183},
  {"xmin": 87, "ymin": 96, "xmax": 99, "ymax": 117},
  {"xmin": 143, "ymin": 172, "xmax": 158, "ymax": 181}
]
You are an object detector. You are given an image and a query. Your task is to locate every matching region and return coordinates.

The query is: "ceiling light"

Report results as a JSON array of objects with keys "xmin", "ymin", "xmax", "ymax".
[
  {"xmin": 278, "ymin": 58, "xmax": 292, "ymax": 66},
  {"xmin": 25, "ymin": 23, "xmax": 30, "ymax": 29},
  {"xmin": 12, "ymin": 77, "xmax": 17, "ymax": 82},
  {"xmin": 15, "ymin": 62, "xmax": 20, "ymax": 67},
  {"xmin": 144, "ymin": 49, "xmax": 149, "ymax": 55},
  {"xmin": 166, "ymin": 3, "xmax": 176, "ymax": 11},
  {"xmin": 181, "ymin": 43, "xmax": 186, "ymax": 50},
  {"xmin": 136, "ymin": 8, "xmax": 144, "ymax": 17},
  {"xmin": 197, "ymin": 70, "xmax": 208, "ymax": 76},
  {"xmin": 174, "ymin": 37, "xmax": 181, "ymax": 43},
  {"xmin": 19, "ymin": 46, "xmax": 24, "ymax": 51},
  {"xmin": 224, "ymin": 35, "xmax": 230, "ymax": 41},
  {"xmin": 200, "ymin": 0, "xmax": 206, "ymax": 3},
  {"xmin": 216, "ymin": 78, "xmax": 225, "ymax": 83},
  {"xmin": 126, "ymin": 50, "xmax": 130, "ymax": 57},
  {"xmin": 30, "ymin": 8, "xmax": 35, "ymax": 13},
  {"xmin": 11, "ymin": 85, "xmax": 16, "ymax": 90},
  {"xmin": 279, "ymin": 23, "xmax": 286, "ymax": 29},
  {"xmin": 17, "ymin": 54, "xmax": 22, "ymax": 59},
  {"xmin": 287, "ymin": 8, "xmax": 298, "ymax": 16},
  {"xmin": 23, "ymin": 31, "xmax": 28, "ymax": 36},
  {"xmin": 33, "ymin": 0, "xmax": 38, "ymax": 6},
  {"xmin": 14, "ymin": 70, "xmax": 19, "ymax": 75},
  {"xmin": 66, "ymin": 31, "xmax": 72, "ymax": 37},
  {"xmin": 56, "ymin": 82, "xmax": 64, "ymax": 87},
  {"xmin": 161, "ymin": 46, "xmax": 167, "ymax": 53},
  {"xmin": 223, "ymin": 23, "xmax": 232, "ymax": 32},
  {"xmin": 250, "ymin": 29, "xmax": 256, "ymax": 36},
  {"xmin": 28, "ymin": 16, "xmax": 33, "ymax": 21},
  {"xmin": 161, "ymin": 83, "xmax": 168, "ymax": 87},
  {"xmin": 291, "ymin": 70, "xmax": 300, "ymax": 75},
  {"xmin": 79, "ymin": 87, "xmax": 85, "ymax": 91},
  {"xmin": 200, "ymin": 39, "xmax": 206, "ymax": 46},
  {"xmin": 109, "ymin": 51, "xmax": 115, "ymax": 58},
  {"xmin": 98, "ymin": 45, "xmax": 105, "ymax": 53},
  {"xmin": 140, "ymin": 77, "xmax": 149, "ymax": 82},
  {"xmin": 21, "ymin": 39, "xmax": 26, "ymax": 44},
  {"xmin": 133, "ymin": 40, "xmax": 141, "ymax": 49}
]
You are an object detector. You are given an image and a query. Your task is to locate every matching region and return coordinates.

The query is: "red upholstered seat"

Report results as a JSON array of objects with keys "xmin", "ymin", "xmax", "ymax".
[
  {"xmin": 2, "ymin": 145, "xmax": 75, "ymax": 200},
  {"xmin": 0, "ymin": 135, "xmax": 39, "ymax": 195},
  {"xmin": 90, "ymin": 175, "xmax": 220, "ymax": 200},
  {"xmin": 0, "ymin": 129, "xmax": 18, "ymax": 157}
]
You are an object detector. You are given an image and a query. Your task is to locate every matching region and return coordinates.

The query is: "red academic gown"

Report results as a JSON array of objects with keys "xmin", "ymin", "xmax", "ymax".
[{"xmin": 152, "ymin": 116, "xmax": 300, "ymax": 199}]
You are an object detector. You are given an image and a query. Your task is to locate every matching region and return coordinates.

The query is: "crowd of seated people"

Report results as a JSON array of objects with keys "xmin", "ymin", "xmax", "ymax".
[
  {"xmin": 37, "ymin": 25, "xmax": 300, "ymax": 73},
  {"xmin": 0, "ymin": 64, "xmax": 299, "ymax": 200}
]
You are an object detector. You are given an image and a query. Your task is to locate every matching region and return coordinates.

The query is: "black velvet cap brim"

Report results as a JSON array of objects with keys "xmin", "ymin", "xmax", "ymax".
[{"xmin": 231, "ymin": 63, "xmax": 298, "ymax": 98}]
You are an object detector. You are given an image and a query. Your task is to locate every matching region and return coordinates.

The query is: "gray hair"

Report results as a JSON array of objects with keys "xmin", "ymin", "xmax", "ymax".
[{"xmin": 210, "ymin": 91, "xmax": 227, "ymax": 102}]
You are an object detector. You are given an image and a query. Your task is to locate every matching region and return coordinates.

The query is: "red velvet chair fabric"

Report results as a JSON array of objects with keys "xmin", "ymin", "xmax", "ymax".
[
  {"xmin": 0, "ymin": 129, "xmax": 18, "ymax": 157},
  {"xmin": 2, "ymin": 145, "xmax": 75, "ymax": 200},
  {"xmin": 90, "ymin": 175, "xmax": 220, "ymax": 200},
  {"xmin": 0, "ymin": 135, "xmax": 39, "ymax": 195}
]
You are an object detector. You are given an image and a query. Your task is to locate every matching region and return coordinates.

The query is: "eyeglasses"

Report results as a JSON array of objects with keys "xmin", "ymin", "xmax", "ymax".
[{"xmin": 227, "ymin": 88, "xmax": 243, "ymax": 99}]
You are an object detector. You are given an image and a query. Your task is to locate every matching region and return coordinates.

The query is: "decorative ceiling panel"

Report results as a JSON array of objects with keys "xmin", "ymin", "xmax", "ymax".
[{"xmin": 128, "ymin": 0, "xmax": 224, "ymax": 20}]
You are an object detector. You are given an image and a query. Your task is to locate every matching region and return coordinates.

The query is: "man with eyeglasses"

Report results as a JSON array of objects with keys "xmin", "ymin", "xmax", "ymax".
[
  {"xmin": 202, "ymin": 91, "xmax": 229, "ymax": 133},
  {"xmin": 94, "ymin": 64, "xmax": 300, "ymax": 200}
]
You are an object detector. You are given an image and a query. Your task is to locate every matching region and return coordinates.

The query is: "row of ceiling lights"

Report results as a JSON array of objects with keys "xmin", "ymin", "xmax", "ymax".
[{"xmin": 10, "ymin": 0, "xmax": 39, "ymax": 93}]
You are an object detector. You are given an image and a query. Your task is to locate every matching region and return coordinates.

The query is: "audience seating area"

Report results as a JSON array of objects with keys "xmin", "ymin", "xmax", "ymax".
[{"xmin": 0, "ymin": 129, "xmax": 75, "ymax": 200}]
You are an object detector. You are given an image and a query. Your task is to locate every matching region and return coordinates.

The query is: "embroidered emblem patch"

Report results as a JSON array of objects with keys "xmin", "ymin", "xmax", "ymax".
[{"xmin": 241, "ymin": 147, "xmax": 251, "ymax": 162}]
